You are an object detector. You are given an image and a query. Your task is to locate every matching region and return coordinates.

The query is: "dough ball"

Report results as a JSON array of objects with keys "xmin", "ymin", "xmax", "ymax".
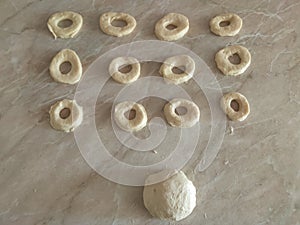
[{"xmin": 143, "ymin": 170, "xmax": 196, "ymax": 221}]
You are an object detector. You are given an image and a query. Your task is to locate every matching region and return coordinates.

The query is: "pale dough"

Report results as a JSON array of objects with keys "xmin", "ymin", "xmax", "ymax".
[
  {"xmin": 155, "ymin": 13, "xmax": 189, "ymax": 41},
  {"xmin": 210, "ymin": 13, "xmax": 242, "ymax": 36},
  {"xmin": 100, "ymin": 12, "xmax": 136, "ymax": 37},
  {"xmin": 215, "ymin": 45, "xmax": 251, "ymax": 76},
  {"xmin": 143, "ymin": 170, "xmax": 196, "ymax": 221},
  {"xmin": 109, "ymin": 57, "xmax": 140, "ymax": 84},
  {"xmin": 164, "ymin": 98, "xmax": 200, "ymax": 128},
  {"xmin": 220, "ymin": 92, "xmax": 250, "ymax": 121},
  {"xmin": 49, "ymin": 99, "xmax": 83, "ymax": 132},
  {"xmin": 159, "ymin": 55, "xmax": 195, "ymax": 84},
  {"xmin": 114, "ymin": 101, "xmax": 147, "ymax": 132},
  {"xmin": 47, "ymin": 11, "xmax": 83, "ymax": 39},
  {"xmin": 49, "ymin": 49, "xmax": 82, "ymax": 84}
]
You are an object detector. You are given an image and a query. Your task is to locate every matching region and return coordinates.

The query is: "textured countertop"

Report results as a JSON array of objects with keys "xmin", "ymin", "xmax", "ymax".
[{"xmin": 0, "ymin": 0, "xmax": 299, "ymax": 224}]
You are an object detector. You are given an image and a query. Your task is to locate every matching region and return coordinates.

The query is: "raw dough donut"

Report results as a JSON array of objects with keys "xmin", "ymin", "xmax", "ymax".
[
  {"xmin": 49, "ymin": 99, "xmax": 83, "ymax": 132},
  {"xmin": 155, "ymin": 13, "xmax": 189, "ymax": 41},
  {"xmin": 220, "ymin": 92, "xmax": 250, "ymax": 121},
  {"xmin": 164, "ymin": 98, "xmax": 200, "ymax": 128},
  {"xmin": 159, "ymin": 55, "xmax": 195, "ymax": 84},
  {"xmin": 49, "ymin": 49, "xmax": 82, "ymax": 84},
  {"xmin": 210, "ymin": 13, "xmax": 242, "ymax": 36},
  {"xmin": 109, "ymin": 57, "xmax": 140, "ymax": 84},
  {"xmin": 143, "ymin": 170, "xmax": 196, "ymax": 221},
  {"xmin": 100, "ymin": 12, "xmax": 136, "ymax": 37},
  {"xmin": 47, "ymin": 11, "xmax": 83, "ymax": 39},
  {"xmin": 114, "ymin": 101, "xmax": 147, "ymax": 132},
  {"xmin": 215, "ymin": 45, "xmax": 251, "ymax": 76}
]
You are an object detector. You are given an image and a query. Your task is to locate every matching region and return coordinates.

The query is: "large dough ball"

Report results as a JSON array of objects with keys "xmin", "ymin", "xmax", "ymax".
[{"xmin": 143, "ymin": 170, "xmax": 196, "ymax": 221}]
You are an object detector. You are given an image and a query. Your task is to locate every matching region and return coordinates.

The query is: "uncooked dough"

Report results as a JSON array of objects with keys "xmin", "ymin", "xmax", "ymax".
[
  {"xmin": 164, "ymin": 98, "xmax": 200, "ymax": 128},
  {"xmin": 215, "ymin": 45, "xmax": 251, "ymax": 76},
  {"xmin": 49, "ymin": 99, "xmax": 83, "ymax": 132},
  {"xmin": 49, "ymin": 49, "xmax": 82, "ymax": 84},
  {"xmin": 143, "ymin": 170, "xmax": 196, "ymax": 221},
  {"xmin": 100, "ymin": 12, "xmax": 136, "ymax": 37},
  {"xmin": 114, "ymin": 101, "xmax": 147, "ymax": 132},
  {"xmin": 109, "ymin": 57, "xmax": 140, "ymax": 84},
  {"xmin": 47, "ymin": 11, "xmax": 83, "ymax": 39},
  {"xmin": 210, "ymin": 13, "xmax": 242, "ymax": 36},
  {"xmin": 159, "ymin": 55, "xmax": 195, "ymax": 84},
  {"xmin": 155, "ymin": 13, "xmax": 189, "ymax": 41},
  {"xmin": 220, "ymin": 92, "xmax": 250, "ymax": 121}
]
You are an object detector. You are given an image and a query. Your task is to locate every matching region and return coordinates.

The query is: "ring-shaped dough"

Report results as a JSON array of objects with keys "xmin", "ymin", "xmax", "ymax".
[
  {"xmin": 47, "ymin": 11, "xmax": 83, "ymax": 39},
  {"xmin": 164, "ymin": 98, "xmax": 200, "ymax": 128},
  {"xmin": 100, "ymin": 12, "xmax": 136, "ymax": 37},
  {"xmin": 215, "ymin": 45, "xmax": 251, "ymax": 76},
  {"xmin": 220, "ymin": 92, "xmax": 250, "ymax": 121},
  {"xmin": 155, "ymin": 13, "xmax": 189, "ymax": 41},
  {"xmin": 109, "ymin": 57, "xmax": 140, "ymax": 84},
  {"xmin": 114, "ymin": 101, "xmax": 147, "ymax": 132},
  {"xmin": 159, "ymin": 55, "xmax": 195, "ymax": 84},
  {"xmin": 49, "ymin": 49, "xmax": 82, "ymax": 84},
  {"xmin": 49, "ymin": 99, "xmax": 83, "ymax": 132},
  {"xmin": 210, "ymin": 13, "xmax": 242, "ymax": 36}
]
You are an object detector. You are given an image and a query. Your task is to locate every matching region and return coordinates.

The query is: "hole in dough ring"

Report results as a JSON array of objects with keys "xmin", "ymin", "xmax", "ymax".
[
  {"xmin": 109, "ymin": 57, "xmax": 140, "ymax": 84},
  {"xmin": 220, "ymin": 92, "xmax": 250, "ymax": 121},
  {"xmin": 49, "ymin": 49, "xmax": 82, "ymax": 84},
  {"xmin": 114, "ymin": 101, "xmax": 147, "ymax": 132},
  {"xmin": 47, "ymin": 11, "xmax": 83, "ymax": 39},
  {"xmin": 210, "ymin": 13, "xmax": 242, "ymax": 36},
  {"xmin": 215, "ymin": 45, "xmax": 251, "ymax": 76},
  {"xmin": 100, "ymin": 12, "xmax": 137, "ymax": 37},
  {"xmin": 49, "ymin": 99, "xmax": 83, "ymax": 132},
  {"xmin": 159, "ymin": 55, "xmax": 195, "ymax": 84},
  {"xmin": 164, "ymin": 98, "xmax": 200, "ymax": 128},
  {"xmin": 155, "ymin": 13, "xmax": 189, "ymax": 41}
]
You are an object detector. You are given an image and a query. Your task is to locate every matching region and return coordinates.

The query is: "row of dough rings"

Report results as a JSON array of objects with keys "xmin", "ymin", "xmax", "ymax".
[
  {"xmin": 220, "ymin": 92, "xmax": 250, "ymax": 121},
  {"xmin": 114, "ymin": 99, "xmax": 200, "ymax": 132},
  {"xmin": 47, "ymin": 11, "xmax": 83, "ymax": 39},
  {"xmin": 215, "ymin": 45, "xmax": 251, "ymax": 76},
  {"xmin": 49, "ymin": 99, "xmax": 83, "ymax": 132},
  {"xmin": 109, "ymin": 55, "xmax": 195, "ymax": 85},
  {"xmin": 209, "ymin": 13, "xmax": 242, "ymax": 37},
  {"xmin": 47, "ymin": 11, "xmax": 242, "ymax": 40},
  {"xmin": 49, "ymin": 49, "xmax": 83, "ymax": 84}
]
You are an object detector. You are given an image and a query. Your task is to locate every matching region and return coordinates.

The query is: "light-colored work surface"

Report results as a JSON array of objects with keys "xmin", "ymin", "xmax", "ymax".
[{"xmin": 0, "ymin": 0, "xmax": 299, "ymax": 224}]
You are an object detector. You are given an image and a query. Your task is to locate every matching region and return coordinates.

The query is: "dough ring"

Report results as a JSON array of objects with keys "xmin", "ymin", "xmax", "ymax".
[
  {"xmin": 164, "ymin": 98, "xmax": 200, "ymax": 128},
  {"xmin": 47, "ymin": 11, "xmax": 83, "ymax": 39},
  {"xmin": 109, "ymin": 57, "xmax": 140, "ymax": 84},
  {"xmin": 159, "ymin": 55, "xmax": 195, "ymax": 84},
  {"xmin": 49, "ymin": 99, "xmax": 83, "ymax": 132},
  {"xmin": 155, "ymin": 13, "xmax": 189, "ymax": 41},
  {"xmin": 220, "ymin": 92, "xmax": 250, "ymax": 121},
  {"xmin": 100, "ymin": 12, "xmax": 136, "ymax": 37},
  {"xmin": 49, "ymin": 49, "xmax": 82, "ymax": 84},
  {"xmin": 215, "ymin": 45, "xmax": 251, "ymax": 76},
  {"xmin": 114, "ymin": 101, "xmax": 147, "ymax": 132},
  {"xmin": 210, "ymin": 13, "xmax": 242, "ymax": 36}
]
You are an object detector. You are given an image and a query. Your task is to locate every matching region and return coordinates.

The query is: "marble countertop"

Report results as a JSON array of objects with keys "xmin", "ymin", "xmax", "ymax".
[{"xmin": 0, "ymin": 0, "xmax": 299, "ymax": 224}]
